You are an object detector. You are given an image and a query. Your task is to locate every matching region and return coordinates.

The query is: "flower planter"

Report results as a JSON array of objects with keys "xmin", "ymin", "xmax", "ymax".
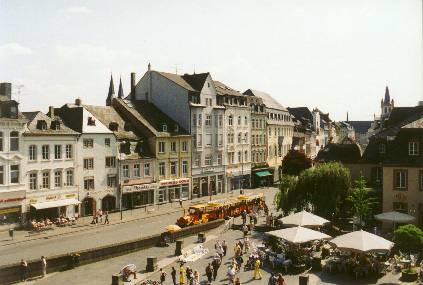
[{"xmin": 401, "ymin": 270, "xmax": 418, "ymax": 282}]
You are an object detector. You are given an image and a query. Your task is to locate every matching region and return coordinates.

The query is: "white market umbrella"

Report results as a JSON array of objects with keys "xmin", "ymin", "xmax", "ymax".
[
  {"xmin": 280, "ymin": 211, "xmax": 330, "ymax": 228},
  {"xmin": 329, "ymin": 230, "xmax": 394, "ymax": 253},
  {"xmin": 120, "ymin": 264, "xmax": 136, "ymax": 274},
  {"xmin": 374, "ymin": 211, "xmax": 415, "ymax": 223},
  {"xmin": 267, "ymin": 226, "xmax": 331, "ymax": 244}
]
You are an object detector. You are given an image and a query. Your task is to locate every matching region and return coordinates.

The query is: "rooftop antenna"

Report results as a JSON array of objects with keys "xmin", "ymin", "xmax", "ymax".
[
  {"xmin": 12, "ymin": 84, "xmax": 26, "ymax": 103},
  {"xmin": 173, "ymin": 63, "xmax": 181, "ymax": 75}
]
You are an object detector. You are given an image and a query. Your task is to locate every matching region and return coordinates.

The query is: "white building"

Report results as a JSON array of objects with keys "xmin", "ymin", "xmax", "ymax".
[
  {"xmin": 22, "ymin": 110, "xmax": 80, "ymax": 220},
  {"xmin": 54, "ymin": 99, "xmax": 118, "ymax": 216},
  {"xmin": 0, "ymin": 83, "xmax": 27, "ymax": 225}
]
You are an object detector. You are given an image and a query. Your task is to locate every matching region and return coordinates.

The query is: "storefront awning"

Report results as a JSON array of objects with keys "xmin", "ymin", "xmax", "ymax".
[
  {"xmin": 31, "ymin": 198, "xmax": 81, "ymax": 210},
  {"xmin": 255, "ymin": 171, "xmax": 272, "ymax": 177}
]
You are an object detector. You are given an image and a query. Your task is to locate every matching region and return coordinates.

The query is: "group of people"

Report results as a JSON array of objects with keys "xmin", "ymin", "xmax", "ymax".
[
  {"xmin": 20, "ymin": 256, "xmax": 47, "ymax": 282},
  {"xmin": 91, "ymin": 210, "xmax": 109, "ymax": 225}
]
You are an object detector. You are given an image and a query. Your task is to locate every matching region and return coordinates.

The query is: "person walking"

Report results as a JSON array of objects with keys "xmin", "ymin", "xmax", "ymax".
[
  {"xmin": 159, "ymin": 268, "xmax": 167, "ymax": 284},
  {"xmin": 103, "ymin": 211, "xmax": 109, "ymax": 224},
  {"xmin": 268, "ymin": 272, "xmax": 277, "ymax": 285},
  {"xmin": 270, "ymin": 213, "xmax": 274, "ymax": 227},
  {"xmin": 193, "ymin": 269, "xmax": 199, "ymax": 284},
  {"xmin": 254, "ymin": 212, "xmax": 258, "ymax": 225},
  {"xmin": 222, "ymin": 240, "xmax": 228, "ymax": 256},
  {"xmin": 180, "ymin": 263, "xmax": 185, "ymax": 284},
  {"xmin": 241, "ymin": 210, "xmax": 247, "ymax": 224},
  {"xmin": 41, "ymin": 256, "xmax": 47, "ymax": 278},
  {"xmin": 277, "ymin": 273, "xmax": 286, "ymax": 285},
  {"xmin": 211, "ymin": 257, "xmax": 220, "ymax": 281},
  {"xmin": 235, "ymin": 277, "xmax": 241, "ymax": 285},
  {"xmin": 20, "ymin": 259, "xmax": 27, "ymax": 282},
  {"xmin": 217, "ymin": 245, "xmax": 224, "ymax": 260},
  {"xmin": 186, "ymin": 266, "xmax": 193, "ymax": 281},
  {"xmin": 205, "ymin": 263, "xmax": 213, "ymax": 284},
  {"xmin": 249, "ymin": 211, "xmax": 253, "ymax": 223},
  {"xmin": 242, "ymin": 224, "xmax": 248, "ymax": 237},
  {"xmin": 253, "ymin": 259, "xmax": 262, "ymax": 280},
  {"xmin": 171, "ymin": 267, "xmax": 177, "ymax": 285}
]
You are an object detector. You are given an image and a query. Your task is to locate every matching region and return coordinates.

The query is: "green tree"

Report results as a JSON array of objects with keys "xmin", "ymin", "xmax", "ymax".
[
  {"xmin": 393, "ymin": 224, "xmax": 423, "ymax": 253},
  {"xmin": 274, "ymin": 175, "xmax": 298, "ymax": 214},
  {"xmin": 281, "ymin": 149, "xmax": 312, "ymax": 176},
  {"xmin": 347, "ymin": 172, "xmax": 377, "ymax": 227}
]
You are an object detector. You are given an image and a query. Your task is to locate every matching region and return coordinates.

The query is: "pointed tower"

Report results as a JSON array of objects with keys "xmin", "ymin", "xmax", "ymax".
[
  {"xmin": 381, "ymin": 85, "xmax": 393, "ymax": 119},
  {"xmin": 118, "ymin": 76, "xmax": 124, "ymax": 99},
  {"xmin": 106, "ymin": 74, "xmax": 115, "ymax": 106}
]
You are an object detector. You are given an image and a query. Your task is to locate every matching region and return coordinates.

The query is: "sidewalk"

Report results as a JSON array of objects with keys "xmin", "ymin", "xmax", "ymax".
[{"xmin": 0, "ymin": 188, "xmax": 270, "ymax": 247}]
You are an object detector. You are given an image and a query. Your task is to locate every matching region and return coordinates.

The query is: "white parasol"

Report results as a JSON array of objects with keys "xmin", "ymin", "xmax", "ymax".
[
  {"xmin": 374, "ymin": 211, "xmax": 415, "ymax": 223},
  {"xmin": 267, "ymin": 226, "xmax": 331, "ymax": 244},
  {"xmin": 279, "ymin": 211, "xmax": 330, "ymax": 228},
  {"xmin": 119, "ymin": 264, "xmax": 136, "ymax": 274},
  {"xmin": 329, "ymin": 230, "xmax": 394, "ymax": 253}
]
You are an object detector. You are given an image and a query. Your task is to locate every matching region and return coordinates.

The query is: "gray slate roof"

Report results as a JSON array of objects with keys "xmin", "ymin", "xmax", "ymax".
[
  {"xmin": 23, "ymin": 111, "xmax": 79, "ymax": 135},
  {"xmin": 243, "ymin": 89, "xmax": 287, "ymax": 111},
  {"xmin": 346, "ymin": 121, "xmax": 372, "ymax": 134}
]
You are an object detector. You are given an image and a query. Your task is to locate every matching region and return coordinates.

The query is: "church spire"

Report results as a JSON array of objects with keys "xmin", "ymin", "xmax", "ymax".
[
  {"xmin": 118, "ymin": 76, "xmax": 124, "ymax": 99},
  {"xmin": 106, "ymin": 73, "xmax": 115, "ymax": 106},
  {"xmin": 384, "ymin": 85, "xmax": 390, "ymax": 103}
]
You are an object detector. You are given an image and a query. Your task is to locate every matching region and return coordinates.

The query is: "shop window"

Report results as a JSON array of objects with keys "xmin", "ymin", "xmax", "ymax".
[{"xmin": 158, "ymin": 189, "xmax": 167, "ymax": 203}]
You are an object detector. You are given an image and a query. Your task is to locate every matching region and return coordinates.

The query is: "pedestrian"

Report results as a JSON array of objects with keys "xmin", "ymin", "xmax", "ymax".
[
  {"xmin": 268, "ymin": 272, "xmax": 277, "ymax": 285},
  {"xmin": 270, "ymin": 213, "xmax": 274, "ymax": 227},
  {"xmin": 277, "ymin": 273, "xmax": 286, "ymax": 285},
  {"xmin": 20, "ymin": 259, "xmax": 27, "ymax": 281},
  {"xmin": 241, "ymin": 210, "xmax": 247, "ymax": 224},
  {"xmin": 227, "ymin": 265, "xmax": 236, "ymax": 282},
  {"xmin": 222, "ymin": 240, "xmax": 228, "ymax": 256},
  {"xmin": 254, "ymin": 212, "xmax": 258, "ymax": 225},
  {"xmin": 179, "ymin": 198, "xmax": 183, "ymax": 208},
  {"xmin": 234, "ymin": 243, "xmax": 240, "ymax": 256},
  {"xmin": 253, "ymin": 259, "xmax": 262, "ymax": 280},
  {"xmin": 41, "ymin": 256, "xmax": 47, "ymax": 278},
  {"xmin": 171, "ymin": 266, "xmax": 177, "ymax": 285},
  {"xmin": 186, "ymin": 266, "xmax": 192, "ymax": 281},
  {"xmin": 243, "ymin": 236, "xmax": 250, "ymax": 253},
  {"xmin": 235, "ymin": 277, "xmax": 241, "ymax": 285},
  {"xmin": 238, "ymin": 241, "xmax": 244, "ymax": 253},
  {"xmin": 266, "ymin": 214, "xmax": 270, "ymax": 226},
  {"xmin": 180, "ymin": 263, "xmax": 185, "ymax": 284},
  {"xmin": 104, "ymin": 211, "xmax": 109, "ymax": 224},
  {"xmin": 215, "ymin": 239, "xmax": 220, "ymax": 250},
  {"xmin": 242, "ymin": 224, "xmax": 248, "ymax": 237},
  {"xmin": 98, "ymin": 209, "xmax": 103, "ymax": 222},
  {"xmin": 159, "ymin": 268, "xmax": 167, "ymax": 284},
  {"xmin": 211, "ymin": 256, "xmax": 220, "ymax": 281},
  {"xmin": 249, "ymin": 220, "xmax": 254, "ymax": 232},
  {"xmin": 193, "ymin": 269, "xmax": 199, "ymax": 284},
  {"xmin": 249, "ymin": 211, "xmax": 253, "ymax": 223},
  {"xmin": 189, "ymin": 277, "xmax": 196, "ymax": 285},
  {"xmin": 205, "ymin": 263, "xmax": 213, "ymax": 284},
  {"xmin": 235, "ymin": 254, "xmax": 244, "ymax": 271},
  {"xmin": 217, "ymin": 245, "xmax": 224, "ymax": 260}
]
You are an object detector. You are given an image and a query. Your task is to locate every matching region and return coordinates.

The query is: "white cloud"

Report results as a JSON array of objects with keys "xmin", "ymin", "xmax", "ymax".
[
  {"xmin": 0, "ymin": 43, "xmax": 32, "ymax": 57},
  {"xmin": 66, "ymin": 6, "xmax": 90, "ymax": 14}
]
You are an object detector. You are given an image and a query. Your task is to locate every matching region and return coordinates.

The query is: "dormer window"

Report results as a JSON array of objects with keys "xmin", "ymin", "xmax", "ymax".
[
  {"xmin": 379, "ymin": 143, "xmax": 386, "ymax": 154},
  {"xmin": 163, "ymin": 124, "xmax": 167, "ymax": 132},
  {"xmin": 37, "ymin": 120, "xmax": 47, "ymax": 130},
  {"xmin": 175, "ymin": 124, "xmax": 179, "ymax": 132},
  {"xmin": 10, "ymin": 106, "xmax": 17, "ymax": 118},
  {"xmin": 88, "ymin": 117, "xmax": 96, "ymax": 126},
  {"xmin": 124, "ymin": 123, "xmax": 132, "ymax": 132},
  {"xmin": 109, "ymin": 122, "xmax": 118, "ymax": 131},
  {"xmin": 409, "ymin": 142, "xmax": 418, "ymax": 155},
  {"xmin": 51, "ymin": 121, "xmax": 60, "ymax": 130}
]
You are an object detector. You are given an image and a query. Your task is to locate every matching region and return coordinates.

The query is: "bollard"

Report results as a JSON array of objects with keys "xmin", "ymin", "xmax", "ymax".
[
  {"xmin": 146, "ymin": 256, "xmax": 158, "ymax": 272},
  {"xmin": 198, "ymin": 233, "xmax": 205, "ymax": 243},
  {"xmin": 175, "ymin": 240, "xmax": 184, "ymax": 255},
  {"xmin": 299, "ymin": 275, "xmax": 309, "ymax": 285},
  {"xmin": 112, "ymin": 274, "xmax": 123, "ymax": 285}
]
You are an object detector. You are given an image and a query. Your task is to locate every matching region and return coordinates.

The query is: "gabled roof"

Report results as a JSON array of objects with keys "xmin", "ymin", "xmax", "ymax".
[
  {"xmin": 181, "ymin": 73, "xmax": 209, "ymax": 92},
  {"xmin": 382, "ymin": 129, "xmax": 423, "ymax": 166},
  {"xmin": 243, "ymin": 89, "xmax": 286, "ymax": 111},
  {"xmin": 23, "ymin": 111, "xmax": 79, "ymax": 135},
  {"xmin": 214, "ymin": 81, "xmax": 244, "ymax": 97},
  {"xmin": 384, "ymin": 106, "xmax": 423, "ymax": 127},
  {"xmin": 156, "ymin": 71, "xmax": 197, "ymax": 92},
  {"xmin": 315, "ymin": 137, "xmax": 361, "ymax": 163},
  {"xmin": 346, "ymin": 121, "xmax": 372, "ymax": 134},
  {"xmin": 373, "ymin": 110, "xmax": 423, "ymax": 139},
  {"xmin": 287, "ymin": 107, "xmax": 313, "ymax": 122}
]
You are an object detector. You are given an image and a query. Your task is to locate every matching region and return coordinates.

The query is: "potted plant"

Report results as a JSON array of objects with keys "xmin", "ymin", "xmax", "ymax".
[{"xmin": 401, "ymin": 267, "xmax": 418, "ymax": 282}]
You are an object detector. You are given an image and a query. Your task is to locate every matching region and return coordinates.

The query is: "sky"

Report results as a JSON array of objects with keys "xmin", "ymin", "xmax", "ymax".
[{"xmin": 0, "ymin": 0, "xmax": 422, "ymax": 121}]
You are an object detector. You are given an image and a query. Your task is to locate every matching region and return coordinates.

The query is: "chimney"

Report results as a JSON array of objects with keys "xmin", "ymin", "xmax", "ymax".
[
  {"xmin": 75, "ymin": 98, "xmax": 82, "ymax": 106},
  {"xmin": 147, "ymin": 63, "xmax": 152, "ymax": 102},
  {"xmin": 0, "ymin": 83, "xmax": 12, "ymax": 99},
  {"xmin": 49, "ymin": 106, "xmax": 54, "ymax": 118},
  {"xmin": 131, "ymin": 72, "xmax": 136, "ymax": 101}
]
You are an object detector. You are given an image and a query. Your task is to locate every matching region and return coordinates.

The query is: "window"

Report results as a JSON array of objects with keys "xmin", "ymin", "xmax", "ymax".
[
  {"xmin": 175, "ymin": 124, "xmax": 179, "ymax": 132},
  {"xmin": 133, "ymin": 164, "xmax": 141, "ymax": 177},
  {"xmin": 124, "ymin": 123, "xmax": 132, "ymax": 132},
  {"xmin": 394, "ymin": 170, "xmax": 407, "ymax": 190},
  {"xmin": 84, "ymin": 177, "xmax": 94, "ymax": 190},
  {"xmin": 244, "ymin": 116, "xmax": 248, "ymax": 125},
  {"xmin": 0, "ymin": 166, "xmax": 3, "ymax": 185},
  {"xmin": 244, "ymin": 133, "xmax": 248, "ymax": 143},
  {"xmin": 158, "ymin": 189, "xmax": 167, "ymax": 203},
  {"xmin": 182, "ymin": 161, "xmax": 188, "ymax": 174},
  {"xmin": 409, "ymin": 142, "xmax": 418, "ymax": 155},
  {"xmin": 228, "ymin": 115, "xmax": 233, "ymax": 126},
  {"xmin": 206, "ymin": 115, "xmax": 211, "ymax": 126},
  {"xmin": 29, "ymin": 173, "xmax": 37, "ymax": 190},
  {"xmin": 170, "ymin": 162, "xmax": 177, "ymax": 175},
  {"xmin": 42, "ymin": 172, "xmax": 50, "ymax": 189},
  {"xmin": 205, "ymin": 155, "xmax": 212, "ymax": 166},
  {"xmin": 228, "ymin": 133, "xmax": 234, "ymax": 144},
  {"xmin": 159, "ymin": 142, "xmax": 165, "ymax": 153},
  {"xmin": 105, "ymin": 157, "xmax": 116, "ymax": 168},
  {"xmin": 379, "ymin": 143, "xmax": 385, "ymax": 154},
  {"xmin": 194, "ymin": 156, "xmax": 200, "ymax": 167},
  {"xmin": 144, "ymin": 163, "xmax": 150, "ymax": 176},
  {"xmin": 42, "ymin": 145, "xmax": 50, "ymax": 160},
  {"xmin": 83, "ymin": 158, "xmax": 94, "ymax": 169},
  {"xmin": 238, "ymin": 151, "xmax": 241, "ymax": 163},
  {"xmin": 193, "ymin": 133, "xmax": 196, "ymax": 147},
  {"xmin": 0, "ymin": 132, "xmax": 2, "ymax": 151},
  {"xmin": 238, "ymin": 116, "xmax": 241, "ymax": 125},
  {"xmin": 10, "ymin": 131, "xmax": 19, "ymax": 151},
  {"xmin": 54, "ymin": 171, "xmax": 62, "ymax": 188},
  {"xmin": 105, "ymin": 138, "xmax": 111, "ymax": 147},
  {"xmin": 170, "ymin": 141, "xmax": 176, "ymax": 152},
  {"xmin": 66, "ymin": 170, "xmax": 73, "ymax": 186},
  {"xmin": 54, "ymin": 145, "xmax": 62, "ymax": 159},
  {"xmin": 162, "ymin": 124, "xmax": 167, "ymax": 131},
  {"xmin": 228, "ymin": 152, "xmax": 234, "ymax": 164},
  {"xmin": 215, "ymin": 115, "xmax": 218, "ymax": 127},
  {"xmin": 159, "ymin": 162, "xmax": 165, "ymax": 176},
  {"xmin": 87, "ymin": 117, "xmax": 96, "ymax": 126},
  {"xmin": 66, "ymin": 145, "xmax": 73, "ymax": 159},
  {"xmin": 107, "ymin": 175, "xmax": 116, "ymax": 187},
  {"xmin": 197, "ymin": 134, "xmax": 202, "ymax": 147},
  {"xmin": 269, "ymin": 128, "xmax": 271, "ymax": 137},
  {"xmin": 83, "ymin": 139, "xmax": 94, "ymax": 148},
  {"xmin": 122, "ymin": 165, "xmax": 130, "ymax": 178},
  {"xmin": 372, "ymin": 167, "xmax": 383, "ymax": 183},
  {"xmin": 245, "ymin": 150, "xmax": 248, "ymax": 162},
  {"xmin": 198, "ymin": 114, "xmax": 202, "ymax": 126},
  {"xmin": 393, "ymin": 202, "xmax": 407, "ymax": 214},
  {"xmin": 29, "ymin": 145, "xmax": 36, "ymax": 161},
  {"xmin": 206, "ymin": 134, "xmax": 212, "ymax": 146},
  {"xmin": 109, "ymin": 123, "xmax": 118, "ymax": 131},
  {"xmin": 10, "ymin": 106, "xmax": 17, "ymax": 118},
  {"xmin": 218, "ymin": 134, "xmax": 223, "ymax": 146},
  {"xmin": 238, "ymin": 133, "xmax": 241, "ymax": 144},
  {"xmin": 182, "ymin": 141, "xmax": 187, "ymax": 152},
  {"xmin": 192, "ymin": 114, "xmax": 196, "ymax": 127},
  {"xmin": 217, "ymin": 154, "xmax": 222, "ymax": 165},
  {"xmin": 219, "ymin": 115, "xmax": 223, "ymax": 127}
]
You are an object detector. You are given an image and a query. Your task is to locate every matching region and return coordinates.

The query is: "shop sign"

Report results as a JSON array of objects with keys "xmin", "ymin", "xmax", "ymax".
[
  {"xmin": 159, "ymin": 178, "xmax": 190, "ymax": 186},
  {"xmin": 201, "ymin": 167, "xmax": 215, "ymax": 173},
  {"xmin": 395, "ymin": 193, "xmax": 407, "ymax": 200},
  {"xmin": 226, "ymin": 165, "xmax": 239, "ymax": 170},
  {"xmin": 0, "ymin": 197, "xmax": 24, "ymax": 203},
  {"xmin": 30, "ymin": 199, "xmax": 38, "ymax": 203},
  {"xmin": 46, "ymin": 195, "xmax": 61, "ymax": 201},
  {"xmin": 66, "ymin": 194, "xmax": 76, "ymax": 198},
  {"xmin": 123, "ymin": 183, "xmax": 157, "ymax": 194},
  {"xmin": 0, "ymin": 207, "xmax": 20, "ymax": 214}
]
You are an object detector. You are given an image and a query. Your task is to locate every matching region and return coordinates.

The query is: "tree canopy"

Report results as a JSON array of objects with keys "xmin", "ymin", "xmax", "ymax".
[
  {"xmin": 281, "ymin": 149, "xmax": 312, "ymax": 176},
  {"xmin": 393, "ymin": 224, "xmax": 423, "ymax": 253}
]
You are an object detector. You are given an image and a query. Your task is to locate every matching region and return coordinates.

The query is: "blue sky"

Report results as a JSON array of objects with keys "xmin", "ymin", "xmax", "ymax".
[{"xmin": 0, "ymin": 0, "xmax": 422, "ymax": 121}]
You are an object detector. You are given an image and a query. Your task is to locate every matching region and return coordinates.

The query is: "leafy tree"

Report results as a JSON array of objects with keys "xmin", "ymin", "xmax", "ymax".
[
  {"xmin": 281, "ymin": 149, "xmax": 312, "ymax": 176},
  {"xmin": 347, "ymin": 172, "xmax": 377, "ymax": 227},
  {"xmin": 274, "ymin": 175, "xmax": 298, "ymax": 214},
  {"xmin": 393, "ymin": 224, "xmax": 423, "ymax": 253}
]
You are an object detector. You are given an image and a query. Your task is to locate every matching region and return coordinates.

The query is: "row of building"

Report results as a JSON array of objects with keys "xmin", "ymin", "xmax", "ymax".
[{"xmin": 0, "ymin": 65, "xmax": 343, "ymax": 224}]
